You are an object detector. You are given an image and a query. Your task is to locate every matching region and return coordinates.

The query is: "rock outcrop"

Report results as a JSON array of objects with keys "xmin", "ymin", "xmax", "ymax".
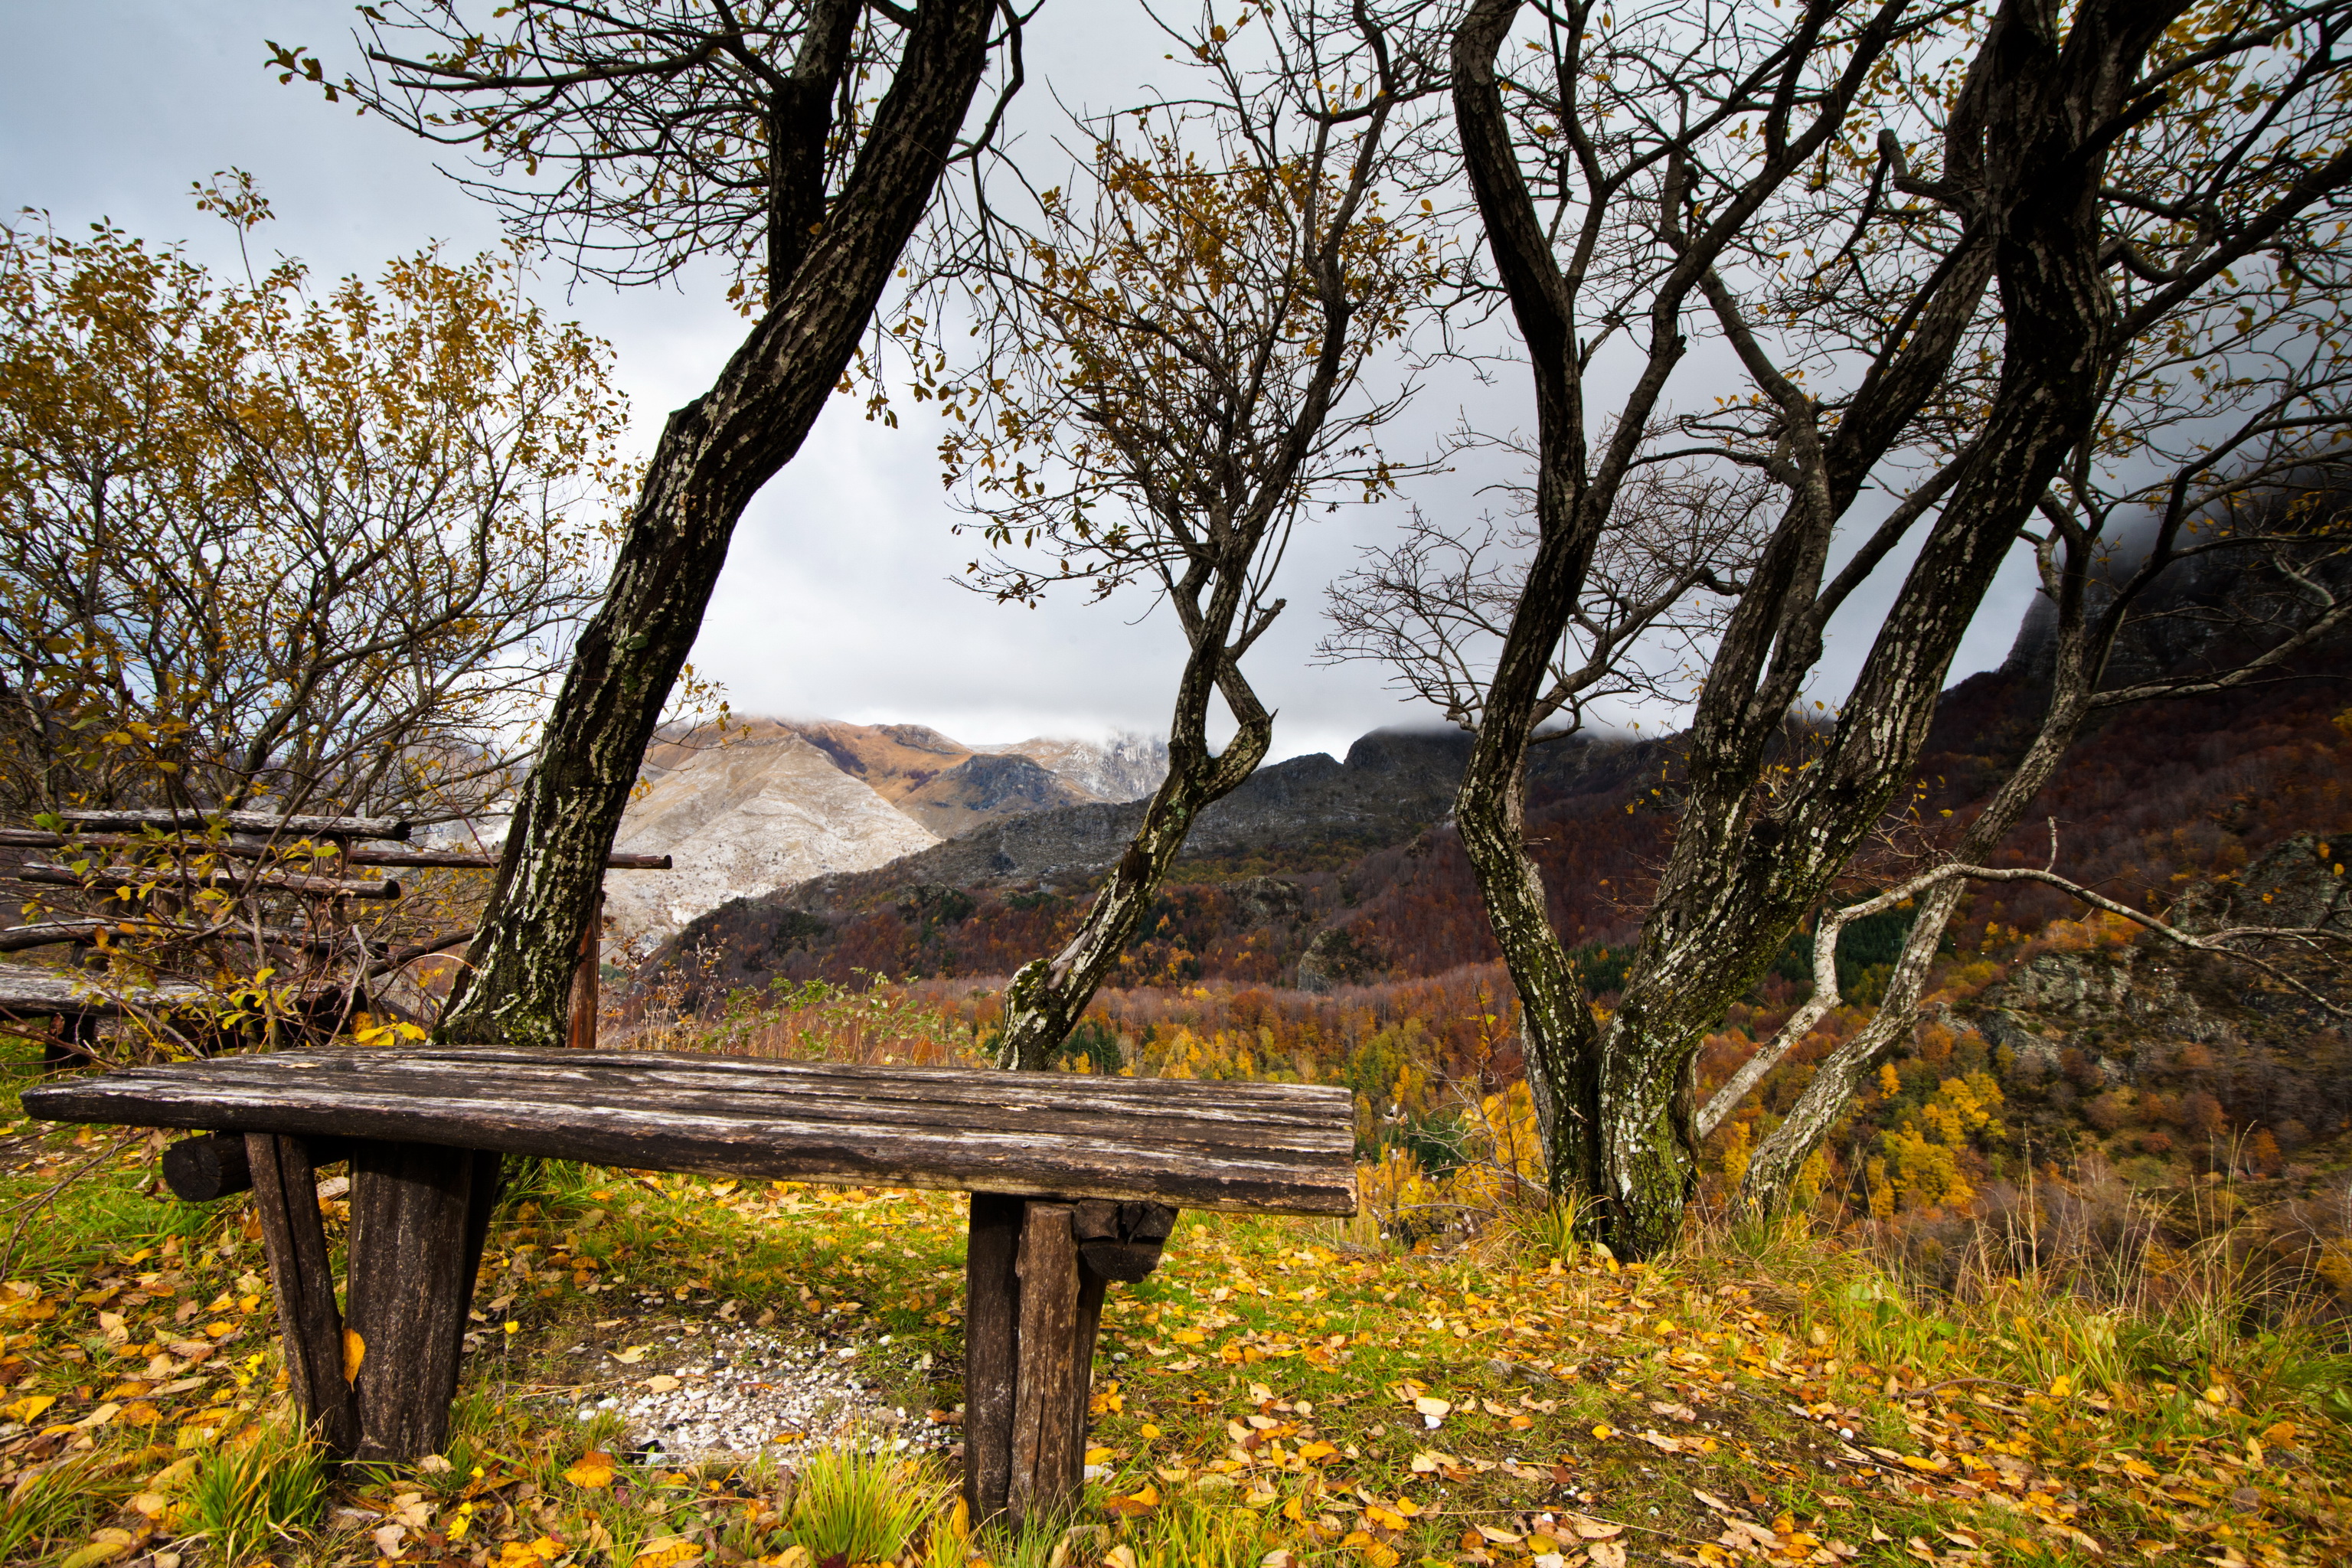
[
  {"xmin": 972, "ymin": 732, "xmax": 1169, "ymax": 803},
  {"xmin": 603, "ymin": 717, "xmax": 1174, "ymax": 946},
  {"xmin": 606, "ymin": 727, "xmax": 939, "ymax": 951},
  {"xmin": 897, "ymin": 753, "xmax": 1099, "ymax": 838}
]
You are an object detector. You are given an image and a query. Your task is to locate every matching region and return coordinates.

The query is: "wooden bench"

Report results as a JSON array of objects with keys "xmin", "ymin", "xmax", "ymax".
[{"xmin": 21, "ymin": 1047, "xmax": 1354, "ymax": 1524}]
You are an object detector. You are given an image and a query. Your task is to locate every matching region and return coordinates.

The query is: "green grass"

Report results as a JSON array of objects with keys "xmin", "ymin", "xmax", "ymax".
[
  {"xmin": 179, "ymin": 1416, "xmax": 328, "ymax": 1563},
  {"xmin": 785, "ymin": 1441, "xmax": 953, "ymax": 1562}
]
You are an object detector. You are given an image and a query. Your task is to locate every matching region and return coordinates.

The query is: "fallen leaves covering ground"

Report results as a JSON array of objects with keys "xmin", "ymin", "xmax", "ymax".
[{"xmin": 2, "ymin": 1114, "xmax": 2347, "ymax": 1568}]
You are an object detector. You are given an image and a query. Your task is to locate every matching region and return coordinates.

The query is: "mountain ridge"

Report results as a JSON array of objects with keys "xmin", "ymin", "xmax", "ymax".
[{"xmin": 605, "ymin": 717, "xmax": 1170, "ymax": 948}]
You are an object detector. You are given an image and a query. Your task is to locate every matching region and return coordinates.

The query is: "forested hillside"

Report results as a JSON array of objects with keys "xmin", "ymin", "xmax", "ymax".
[
  {"xmin": 626, "ymin": 627, "xmax": 2352, "ymax": 1233},
  {"xmin": 633, "ymin": 635, "xmax": 2348, "ymax": 1012}
]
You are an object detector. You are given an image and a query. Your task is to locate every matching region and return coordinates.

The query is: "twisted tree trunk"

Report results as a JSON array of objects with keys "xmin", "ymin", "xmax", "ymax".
[
  {"xmin": 994, "ymin": 596, "xmax": 1272, "ymax": 1071},
  {"xmin": 436, "ymin": 0, "xmax": 996, "ymax": 1050}
]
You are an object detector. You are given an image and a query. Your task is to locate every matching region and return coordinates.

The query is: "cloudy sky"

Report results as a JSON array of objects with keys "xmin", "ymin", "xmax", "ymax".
[{"xmin": 2, "ymin": 3, "xmax": 2044, "ymax": 764}]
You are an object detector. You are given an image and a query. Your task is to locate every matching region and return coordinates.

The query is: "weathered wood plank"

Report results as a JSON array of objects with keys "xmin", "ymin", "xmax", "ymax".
[
  {"xmin": 963, "ymin": 1193, "xmax": 1024, "ymax": 1523},
  {"xmin": 347, "ymin": 848, "xmax": 671, "ymax": 871},
  {"xmin": 17, "ymin": 861, "xmax": 402, "ymax": 900},
  {"xmin": 21, "ymin": 1047, "xmax": 1357, "ymax": 1214},
  {"xmin": 0, "ymin": 828, "xmax": 668, "ymax": 871},
  {"xmin": 0, "ymin": 965, "xmax": 207, "ymax": 1018},
  {"xmin": 59, "ymin": 808, "xmax": 411, "ymax": 840},
  {"xmin": 93, "ymin": 1058, "xmax": 1351, "ymax": 1148},
  {"xmin": 35, "ymin": 1045, "xmax": 1351, "ymax": 1122},
  {"xmin": 247, "ymin": 1134, "xmax": 360, "ymax": 1456},
  {"xmin": 345, "ymin": 1139, "xmax": 488, "ymax": 1461},
  {"xmin": 1007, "ymin": 1202, "xmax": 1086, "ymax": 1527}
]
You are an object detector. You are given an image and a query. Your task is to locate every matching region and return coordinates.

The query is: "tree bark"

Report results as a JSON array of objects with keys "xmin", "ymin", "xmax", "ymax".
[
  {"xmin": 1572, "ymin": 0, "xmax": 2204, "ymax": 1256},
  {"xmin": 435, "ymin": 0, "xmax": 997, "ymax": 1051},
  {"xmin": 994, "ymin": 608, "xmax": 1272, "ymax": 1070}
]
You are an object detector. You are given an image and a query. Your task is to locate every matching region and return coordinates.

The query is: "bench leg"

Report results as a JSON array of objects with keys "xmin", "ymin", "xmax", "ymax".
[
  {"xmin": 345, "ymin": 1142, "xmax": 502, "ymax": 1461},
  {"xmin": 1007, "ymin": 1202, "xmax": 1099, "ymax": 1526},
  {"xmin": 963, "ymin": 1193, "xmax": 1024, "ymax": 1523},
  {"xmin": 247, "ymin": 1134, "xmax": 360, "ymax": 1458},
  {"xmin": 39, "ymin": 1012, "xmax": 94, "ymax": 1074},
  {"xmin": 965, "ymin": 1196, "xmax": 1178, "ymax": 1527}
]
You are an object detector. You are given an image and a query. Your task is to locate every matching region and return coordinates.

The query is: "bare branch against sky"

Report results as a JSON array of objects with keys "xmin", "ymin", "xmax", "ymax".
[{"xmin": 0, "ymin": 2, "xmax": 2047, "ymax": 763}]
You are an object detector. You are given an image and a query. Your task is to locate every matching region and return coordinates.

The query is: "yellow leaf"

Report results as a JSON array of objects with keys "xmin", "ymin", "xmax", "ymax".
[
  {"xmin": 1591, "ymin": 1423, "xmax": 1615, "ymax": 1440},
  {"xmin": 1103, "ymin": 1482, "xmax": 1160, "ymax": 1518},
  {"xmin": 1412, "ymin": 1396, "xmax": 1450, "ymax": 1418},
  {"xmin": 343, "ymin": 1328, "xmax": 365, "ymax": 1383},
  {"xmin": 564, "ymin": 1450, "xmax": 617, "ymax": 1488},
  {"xmin": 2048, "ymin": 1374, "xmax": 2072, "ymax": 1398},
  {"xmin": 57, "ymin": 1543, "xmax": 133, "ymax": 1568},
  {"xmin": 2121, "ymin": 1458, "xmax": 2159, "ymax": 1479},
  {"xmin": 632, "ymin": 1537, "xmax": 704, "ymax": 1568},
  {"xmin": 1084, "ymin": 1446, "xmax": 1113, "ymax": 1465},
  {"xmin": 612, "ymin": 1344, "xmax": 650, "ymax": 1364},
  {"xmin": 3, "ymin": 1393, "xmax": 57, "ymax": 1423},
  {"xmin": 645, "ymin": 1374, "xmax": 681, "ymax": 1392}
]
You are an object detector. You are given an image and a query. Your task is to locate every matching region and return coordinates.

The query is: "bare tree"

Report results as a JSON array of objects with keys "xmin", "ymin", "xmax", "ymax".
[
  {"xmin": 1322, "ymin": 459, "xmax": 1775, "ymax": 737},
  {"xmin": 1329, "ymin": 0, "xmax": 2352, "ymax": 1256},
  {"xmin": 1728, "ymin": 430, "xmax": 2352, "ymax": 1214},
  {"xmin": 930, "ymin": 1, "xmax": 1449, "ymax": 1070},
  {"xmin": 277, "ymin": 0, "xmax": 1011, "ymax": 1050}
]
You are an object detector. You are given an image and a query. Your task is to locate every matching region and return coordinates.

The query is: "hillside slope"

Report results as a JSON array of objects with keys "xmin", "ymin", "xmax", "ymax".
[
  {"xmin": 607, "ymin": 718, "xmax": 1170, "ymax": 946},
  {"xmin": 632, "ymin": 629, "xmax": 2349, "ymax": 1032}
]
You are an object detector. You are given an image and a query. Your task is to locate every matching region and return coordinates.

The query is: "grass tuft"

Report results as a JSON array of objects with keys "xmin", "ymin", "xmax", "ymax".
[
  {"xmin": 178, "ymin": 1416, "xmax": 328, "ymax": 1564},
  {"xmin": 785, "ymin": 1442, "xmax": 952, "ymax": 1563}
]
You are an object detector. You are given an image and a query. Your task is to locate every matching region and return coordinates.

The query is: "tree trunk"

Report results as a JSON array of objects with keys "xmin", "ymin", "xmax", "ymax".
[
  {"xmin": 995, "ymin": 635, "xmax": 1270, "ymax": 1071},
  {"xmin": 1565, "ymin": 0, "xmax": 2190, "ymax": 1255},
  {"xmin": 435, "ymin": 0, "xmax": 996, "ymax": 1051}
]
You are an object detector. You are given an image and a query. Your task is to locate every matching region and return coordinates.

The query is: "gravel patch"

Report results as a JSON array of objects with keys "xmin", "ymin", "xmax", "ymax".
[{"xmin": 569, "ymin": 1321, "xmax": 955, "ymax": 1466}]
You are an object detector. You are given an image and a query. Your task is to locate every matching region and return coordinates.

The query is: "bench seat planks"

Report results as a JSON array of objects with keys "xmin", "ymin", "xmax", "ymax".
[{"xmin": 21, "ymin": 1045, "xmax": 1357, "ymax": 1216}]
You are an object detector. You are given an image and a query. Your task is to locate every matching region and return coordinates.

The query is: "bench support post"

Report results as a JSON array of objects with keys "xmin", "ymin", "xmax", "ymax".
[
  {"xmin": 345, "ymin": 1142, "xmax": 502, "ymax": 1461},
  {"xmin": 39, "ymin": 1011, "xmax": 95, "ymax": 1075},
  {"xmin": 1007, "ymin": 1202, "xmax": 1096, "ymax": 1526},
  {"xmin": 245, "ymin": 1133, "xmax": 360, "ymax": 1458},
  {"xmin": 965, "ymin": 1195, "xmax": 1174, "ymax": 1528},
  {"xmin": 963, "ymin": 1193, "xmax": 1023, "ymax": 1523}
]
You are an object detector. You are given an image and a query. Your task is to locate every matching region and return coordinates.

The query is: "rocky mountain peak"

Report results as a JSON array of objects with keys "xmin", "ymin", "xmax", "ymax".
[{"xmin": 606, "ymin": 715, "xmax": 1171, "ymax": 947}]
